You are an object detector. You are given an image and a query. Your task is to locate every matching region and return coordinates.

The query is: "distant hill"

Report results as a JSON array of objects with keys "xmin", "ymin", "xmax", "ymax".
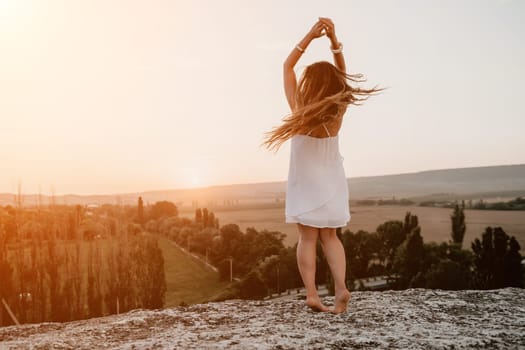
[
  {"xmin": 349, "ymin": 163, "xmax": 525, "ymax": 199},
  {"xmin": 2, "ymin": 163, "xmax": 525, "ymax": 207}
]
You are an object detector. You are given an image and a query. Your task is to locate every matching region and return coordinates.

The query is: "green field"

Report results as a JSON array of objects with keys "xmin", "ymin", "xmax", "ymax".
[
  {"xmin": 155, "ymin": 235, "xmax": 229, "ymax": 307},
  {"xmin": 208, "ymin": 204, "xmax": 525, "ymax": 249}
]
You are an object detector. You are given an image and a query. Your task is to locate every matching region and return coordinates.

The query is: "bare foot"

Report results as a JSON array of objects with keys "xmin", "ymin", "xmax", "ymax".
[
  {"xmin": 331, "ymin": 290, "xmax": 351, "ymax": 314},
  {"xmin": 305, "ymin": 296, "xmax": 330, "ymax": 312}
]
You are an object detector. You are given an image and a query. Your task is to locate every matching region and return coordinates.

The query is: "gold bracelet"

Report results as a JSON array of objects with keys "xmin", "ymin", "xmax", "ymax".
[{"xmin": 295, "ymin": 45, "xmax": 305, "ymax": 53}]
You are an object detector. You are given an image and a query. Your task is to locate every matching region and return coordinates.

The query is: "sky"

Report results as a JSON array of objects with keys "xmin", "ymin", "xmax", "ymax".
[{"xmin": 1, "ymin": 0, "xmax": 524, "ymax": 195}]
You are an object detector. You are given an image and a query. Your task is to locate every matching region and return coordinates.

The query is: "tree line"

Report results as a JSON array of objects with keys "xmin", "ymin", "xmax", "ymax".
[
  {"xmin": 149, "ymin": 199, "xmax": 524, "ymax": 300},
  {"xmin": 420, "ymin": 196, "xmax": 525, "ymax": 210}
]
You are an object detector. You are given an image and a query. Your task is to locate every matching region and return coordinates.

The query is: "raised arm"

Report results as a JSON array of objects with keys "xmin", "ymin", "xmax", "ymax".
[
  {"xmin": 283, "ymin": 21, "xmax": 326, "ymax": 111},
  {"xmin": 319, "ymin": 17, "xmax": 346, "ymax": 73}
]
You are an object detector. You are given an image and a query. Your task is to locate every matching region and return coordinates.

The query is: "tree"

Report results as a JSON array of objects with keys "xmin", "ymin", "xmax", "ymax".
[
  {"xmin": 104, "ymin": 244, "xmax": 120, "ymax": 315},
  {"xmin": 402, "ymin": 211, "xmax": 419, "ymax": 236},
  {"xmin": 133, "ymin": 236, "xmax": 167, "ymax": 309},
  {"xmin": 277, "ymin": 247, "xmax": 302, "ymax": 292},
  {"xmin": 208, "ymin": 212, "xmax": 215, "ymax": 228},
  {"xmin": 86, "ymin": 242, "xmax": 103, "ymax": 318},
  {"xmin": 115, "ymin": 239, "xmax": 134, "ymax": 313},
  {"xmin": 507, "ymin": 237, "xmax": 524, "ymax": 287},
  {"xmin": 239, "ymin": 270, "xmax": 267, "ymax": 299},
  {"xmin": 392, "ymin": 227, "xmax": 425, "ymax": 288},
  {"xmin": 137, "ymin": 197, "xmax": 145, "ymax": 227},
  {"xmin": 46, "ymin": 235, "xmax": 68, "ymax": 321},
  {"xmin": 421, "ymin": 242, "xmax": 472, "ymax": 290},
  {"xmin": 341, "ymin": 230, "xmax": 381, "ymax": 280},
  {"xmin": 451, "ymin": 200, "xmax": 466, "ymax": 246},
  {"xmin": 189, "ymin": 227, "xmax": 216, "ymax": 255},
  {"xmin": 0, "ymin": 225, "xmax": 14, "ymax": 326},
  {"xmin": 202, "ymin": 208, "xmax": 209, "ymax": 226},
  {"xmin": 471, "ymin": 226, "xmax": 524, "ymax": 288},
  {"xmin": 149, "ymin": 201, "xmax": 178, "ymax": 220},
  {"xmin": 214, "ymin": 224, "xmax": 242, "ymax": 261},
  {"xmin": 423, "ymin": 259, "xmax": 467, "ymax": 290},
  {"xmin": 376, "ymin": 213, "xmax": 417, "ymax": 271},
  {"xmin": 195, "ymin": 208, "xmax": 202, "ymax": 224},
  {"xmin": 147, "ymin": 237, "xmax": 167, "ymax": 309}
]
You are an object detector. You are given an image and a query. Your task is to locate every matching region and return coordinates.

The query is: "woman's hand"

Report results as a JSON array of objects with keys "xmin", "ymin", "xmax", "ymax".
[
  {"xmin": 282, "ymin": 19, "xmax": 331, "ymax": 111},
  {"xmin": 318, "ymin": 17, "xmax": 346, "ymax": 73},
  {"xmin": 307, "ymin": 20, "xmax": 326, "ymax": 39},
  {"xmin": 318, "ymin": 17, "xmax": 336, "ymax": 42}
]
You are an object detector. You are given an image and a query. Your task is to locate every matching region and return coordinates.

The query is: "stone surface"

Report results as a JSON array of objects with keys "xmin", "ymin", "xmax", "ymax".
[{"xmin": 1, "ymin": 288, "xmax": 524, "ymax": 349}]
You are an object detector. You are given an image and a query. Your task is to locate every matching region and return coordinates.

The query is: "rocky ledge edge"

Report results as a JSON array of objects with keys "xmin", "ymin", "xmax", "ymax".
[{"xmin": 0, "ymin": 288, "xmax": 524, "ymax": 350}]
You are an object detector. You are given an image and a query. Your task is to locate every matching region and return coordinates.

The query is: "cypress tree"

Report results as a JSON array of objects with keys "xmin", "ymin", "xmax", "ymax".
[
  {"xmin": 451, "ymin": 200, "xmax": 466, "ymax": 246},
  {"xmin": 202, "ymin": 208, "xmax": 209, "ymax": 226},
  {"xmin": 195, "ymin": 208, "xmax": 202, "ymax": 224},
  {"xmin": 137, "ymin": 196, "xmax": 145, "ymax": 227}
]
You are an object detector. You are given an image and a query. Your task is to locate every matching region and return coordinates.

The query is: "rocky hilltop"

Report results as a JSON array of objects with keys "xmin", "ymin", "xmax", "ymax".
[{"xmin": 1, "ymin": 288, "xmax": 524, "ymax": 349}]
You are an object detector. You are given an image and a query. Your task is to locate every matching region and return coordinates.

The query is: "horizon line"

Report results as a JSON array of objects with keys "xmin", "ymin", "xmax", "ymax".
[{"xmin": 3, "ymin": 162, "xmax": 524, "ymax": 198}]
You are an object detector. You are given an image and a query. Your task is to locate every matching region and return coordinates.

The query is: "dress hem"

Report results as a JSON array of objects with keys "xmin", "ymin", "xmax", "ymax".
[{"xmin": 285, "ymin": 216, "xmax": 351, "ymax": 229}]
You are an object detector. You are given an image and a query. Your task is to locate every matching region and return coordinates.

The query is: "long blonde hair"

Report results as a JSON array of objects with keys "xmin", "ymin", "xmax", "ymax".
[{"xmin": 263, "ymin": 61, "xmax": 384, "ymax": 151}]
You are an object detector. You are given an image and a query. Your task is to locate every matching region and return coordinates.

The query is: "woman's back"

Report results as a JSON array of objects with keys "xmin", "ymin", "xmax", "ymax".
[
  {"xmin": 285, "ymin": 121, "xmax": 350, "ymax": 228},
  {"xmin": 298, "ymin": 115, "xmax": 343, "ymax": 139}
]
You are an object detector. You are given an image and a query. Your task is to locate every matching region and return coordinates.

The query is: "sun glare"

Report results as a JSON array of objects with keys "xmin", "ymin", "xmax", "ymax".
[
  {"xmin": 190, "ymin": 176, "xmax": 202, "ymax": 187},
  {"xmin": 180, "ymin": 165, "xmax": 208, "ymax": 189}
]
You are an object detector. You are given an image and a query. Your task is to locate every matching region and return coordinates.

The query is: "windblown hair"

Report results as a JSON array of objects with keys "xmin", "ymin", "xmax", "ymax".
[{"xmin": 263, "ymin": 61, "xmax": 385, "ymax": 151}]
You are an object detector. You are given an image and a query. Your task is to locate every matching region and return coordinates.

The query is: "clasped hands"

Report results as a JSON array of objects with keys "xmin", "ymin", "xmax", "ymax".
[{"xmin": 309, "ymin": 17, "xmax": 337, "ymax": 41}]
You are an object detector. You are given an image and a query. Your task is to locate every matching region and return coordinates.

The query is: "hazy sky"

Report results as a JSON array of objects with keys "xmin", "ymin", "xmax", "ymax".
[{"xmin": 1, "ymin": 0, "xmax": 524, "ymax": 195}]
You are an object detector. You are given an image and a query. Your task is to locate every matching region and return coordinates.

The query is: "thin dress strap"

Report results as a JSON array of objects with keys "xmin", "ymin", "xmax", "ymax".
[
  {"xmin": 307, "ymin": 123, "xmax": 331, "ymax": 137},
  {"xmin": 322, "ymin": 123, "xmax": 331, "ymax": 137}
]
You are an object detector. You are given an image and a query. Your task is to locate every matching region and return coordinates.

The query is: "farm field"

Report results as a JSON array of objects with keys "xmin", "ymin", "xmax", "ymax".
[
  {"xmin": 208, "ymin": 205, "xmax": 525, "ymax": 249},
  {"xmin": 155, "ymin": 235, "xmax": 229, "ymax": 307}
]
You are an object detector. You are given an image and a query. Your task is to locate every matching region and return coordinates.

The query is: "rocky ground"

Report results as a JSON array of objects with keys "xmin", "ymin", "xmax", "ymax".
[{"xmin": 1, "ymin": 288, "xmax": 524, "ymax": 349}]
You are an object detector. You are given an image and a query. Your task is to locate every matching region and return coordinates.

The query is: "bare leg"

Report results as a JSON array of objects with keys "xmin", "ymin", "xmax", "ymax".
[
  {"xmin": 296, "ymin": 223, "xmax": 329, "ymax": 312},
  {"xmin": 319, "ymin": 228, "xmax": 351, "ymax": 314}
]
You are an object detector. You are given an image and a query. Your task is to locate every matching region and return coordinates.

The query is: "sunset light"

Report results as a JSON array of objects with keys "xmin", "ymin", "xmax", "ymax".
[
  {"xmin": 1, "ymin": 2, "xmax": 524, "ymax": 348},
  {"xmin": 187, "ymin": 171, "xmax": 204, "ymax": 188},
  {"xmin": 0, "ymin": 0, "xmax": 523, "ymax": 197}
]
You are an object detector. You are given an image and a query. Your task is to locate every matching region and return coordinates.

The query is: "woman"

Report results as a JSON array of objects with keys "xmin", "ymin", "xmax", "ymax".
[{"xmin": 263, "ymin": 18, "xmax": 383, "ymax": 314}]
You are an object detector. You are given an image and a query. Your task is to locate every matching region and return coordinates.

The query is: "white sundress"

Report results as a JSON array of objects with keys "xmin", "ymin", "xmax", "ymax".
[{"xmin": 285, "ymin": 123, "xmax": 351, "ymax": 228}]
